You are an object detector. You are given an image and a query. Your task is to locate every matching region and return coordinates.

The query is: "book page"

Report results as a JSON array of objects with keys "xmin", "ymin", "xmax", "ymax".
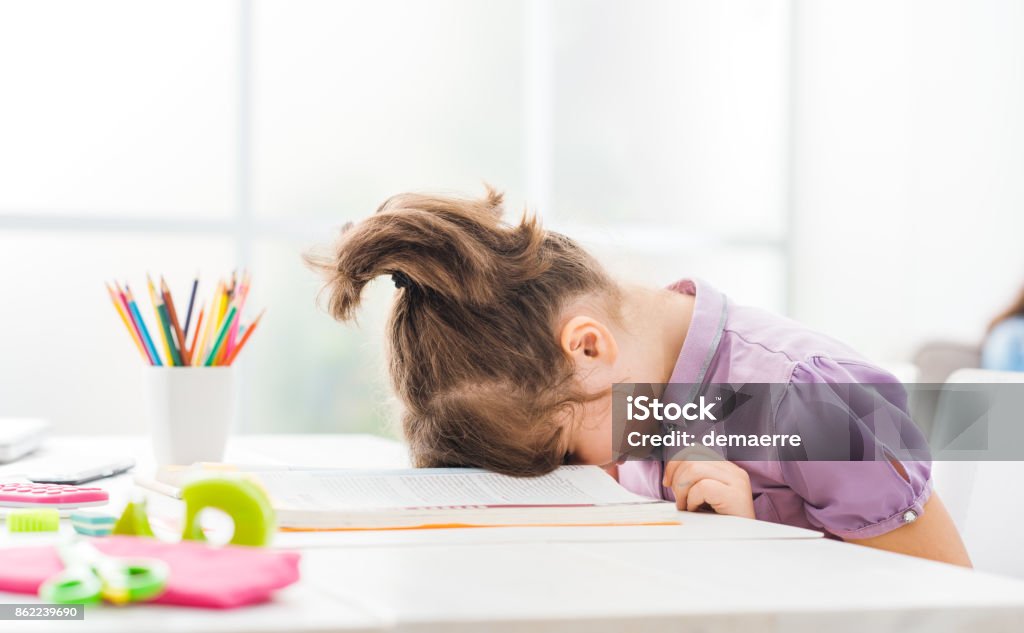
[{"xmin": 256, "ymin": 466, "xmax": 655, "ymax": 511}]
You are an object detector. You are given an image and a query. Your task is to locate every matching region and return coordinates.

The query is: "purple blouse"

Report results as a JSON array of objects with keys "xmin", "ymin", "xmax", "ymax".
[{"xmin": 617, "ymin": 279, "xmax": 932, "ymax": 539}]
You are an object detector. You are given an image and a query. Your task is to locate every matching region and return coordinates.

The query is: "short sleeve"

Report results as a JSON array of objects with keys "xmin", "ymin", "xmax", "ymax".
[{"xmin": 776, "ymin": 357, "xmax": 933, "ymax": 539}]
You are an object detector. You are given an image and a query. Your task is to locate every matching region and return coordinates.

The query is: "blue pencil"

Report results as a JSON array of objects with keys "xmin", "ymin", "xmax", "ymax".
[{"xmin": 125, "ymin": 285, "xmax": 163, "ymax": 366}]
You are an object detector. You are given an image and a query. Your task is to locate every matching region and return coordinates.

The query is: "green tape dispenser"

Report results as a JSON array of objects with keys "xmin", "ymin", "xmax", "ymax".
[{"xmin": 180, "ymin": 477, "xmax": 276, "ymax": 547}]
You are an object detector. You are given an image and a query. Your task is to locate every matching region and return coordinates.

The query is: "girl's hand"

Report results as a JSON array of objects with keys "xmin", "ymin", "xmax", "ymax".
[{"xmin": 662, "ymin": 452, "xmax": 755, "ymax": 519}]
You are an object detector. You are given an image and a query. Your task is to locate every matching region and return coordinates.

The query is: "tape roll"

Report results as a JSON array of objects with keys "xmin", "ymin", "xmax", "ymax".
[{"xmin": 180, "ymin": 477, "xmax": 276, "ymax": 547}]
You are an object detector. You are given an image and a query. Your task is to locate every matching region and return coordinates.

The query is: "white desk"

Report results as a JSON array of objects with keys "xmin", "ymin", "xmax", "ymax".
[{"xmin": 3, "ymin": 435, "xmax": 1024, "ymax": 633}]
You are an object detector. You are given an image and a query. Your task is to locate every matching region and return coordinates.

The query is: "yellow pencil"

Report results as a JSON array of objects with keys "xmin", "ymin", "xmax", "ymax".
[
  {"xmin": 147, "ymin": 274, "xmax": 175, "ymax": 366},
  {"xmin": 215, "ymin": 281, "xmax": 228, "ymax": 332},
  {"xmin": 105, "ymin": 282, "xmax": 147, "ymax": 360},
  {"xmin": 211, "ymin": 280, "xmax": 228, "ymax": 357},
  {"xmin": 216, "ymin": 286, "xmax": 245, "ymax": 365},
  {"xmin": 194, "ymin": 280, "xmax": 223, "ymax": 365}
]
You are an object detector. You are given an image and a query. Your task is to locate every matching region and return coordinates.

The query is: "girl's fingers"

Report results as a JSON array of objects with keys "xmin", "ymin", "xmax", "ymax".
[
  {"xmin": 664, "ymin": 458, "xmax": 725, "ymax": 488},
  {"xmin": 662, "ymin": 447, "xmax": 725, "ymax": 486},
  {"xmin": 674, "ymin": 481, "xmax": 690, "ymax": 511},
  {"xmin": 661, "ymin": 455, "xmax": 756, "ymax": 518},
  {"xmin": 685, "ymin": 478, "xmax": 733, "ymax": 513},
  {"xmin": 668, "ymin": 461, "xmax": 737, "ymax": 509}
]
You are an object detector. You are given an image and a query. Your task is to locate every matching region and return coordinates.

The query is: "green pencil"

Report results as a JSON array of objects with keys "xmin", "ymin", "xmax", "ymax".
[
  {"xmin": 204, "ymin": 305, "xmax": 237, "ymax": 366},
  {"xmin": 157, "ymin": 302, "xmax": 183, "ymax": 366}
]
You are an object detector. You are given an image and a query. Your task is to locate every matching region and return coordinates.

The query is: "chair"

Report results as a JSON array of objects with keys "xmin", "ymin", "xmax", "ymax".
[
  {"xmin": 930, "ymin": 368, "xmax": 1024, "ymax": 578},
  {"xmin": 909, "ymin": 340, "xmax": 982, "ymax": 438}
]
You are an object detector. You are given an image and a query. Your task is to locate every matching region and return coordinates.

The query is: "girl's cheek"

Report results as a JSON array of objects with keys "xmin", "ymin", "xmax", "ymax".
[{"xmin": 578, "ymin": 432, "xmax": 616, "ymax": 467}]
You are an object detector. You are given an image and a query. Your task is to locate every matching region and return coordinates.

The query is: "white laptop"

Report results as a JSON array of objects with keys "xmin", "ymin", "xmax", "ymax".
[{"xmin": 0, "ymin": 419, "xmax": 50, "ymax": 464}]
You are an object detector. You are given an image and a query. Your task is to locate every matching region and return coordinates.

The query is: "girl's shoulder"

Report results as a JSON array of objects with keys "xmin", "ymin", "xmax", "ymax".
[{"xmin": 714, "ymin": 302, "xmax": 880, "ymax": 384}]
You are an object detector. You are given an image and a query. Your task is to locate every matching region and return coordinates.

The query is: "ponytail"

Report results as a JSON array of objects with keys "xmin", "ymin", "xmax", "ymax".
[
  {"xmin": 305, "ymin": 187, "xmax": 547, "ymax": 320},
  {"xmin": 306, "ymin": 187, "xmax": 618, "ymax": 476}
]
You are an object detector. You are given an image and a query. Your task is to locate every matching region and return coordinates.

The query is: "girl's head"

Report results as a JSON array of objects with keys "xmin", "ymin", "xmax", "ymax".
[{"xmin": 306, "ymin": 188, "xmax": 627, "ymax": 476}]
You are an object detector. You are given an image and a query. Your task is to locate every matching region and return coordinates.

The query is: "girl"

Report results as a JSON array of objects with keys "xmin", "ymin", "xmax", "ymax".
[{"xmin": 307, "ymin": 187, "xmax": 970, "ymax": 567}]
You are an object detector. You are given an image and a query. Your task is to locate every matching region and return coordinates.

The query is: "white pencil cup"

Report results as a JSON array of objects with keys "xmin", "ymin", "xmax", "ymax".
[{"xmin": 146, "ymin": 366, "xmax": 236, "ymax": 466}]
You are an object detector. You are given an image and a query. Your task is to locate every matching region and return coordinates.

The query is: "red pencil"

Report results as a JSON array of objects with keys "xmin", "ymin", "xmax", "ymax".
[{"xmin": 224, "ymin": 309, "xmax": 265, "ymax": 365}]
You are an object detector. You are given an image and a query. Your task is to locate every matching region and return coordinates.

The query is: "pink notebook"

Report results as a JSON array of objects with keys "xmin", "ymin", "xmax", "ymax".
[{"xmin": 0, "ymin": 536, "xmax": 301, "ymax": 609}]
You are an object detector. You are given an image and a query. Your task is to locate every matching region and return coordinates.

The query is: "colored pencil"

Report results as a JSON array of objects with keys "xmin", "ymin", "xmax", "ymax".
[
  {"xmin": 156, "ymin": 297, "xmax": 183, "ymax": 366},
  {"xmin": 187, "ymin": 307, "xmax": 205, "ymax": 365},
  {"xmin": 107, "ymin": 272, "xmax": 261, "ymax": 367},
  {"xmin": 204, "ymin": 306, "xmax": 237, "ymax": 366},
  {"xmin": 195, "ymin": 281, "xmax": 223, "ymax": 365},
  {"xmin": 224, "ymin": 270, "xmax": 250, "ymax": 357},
  {"xmin": 214, "ymin": 281, "xmax": 228, "ymax": 332},
  {"xmin": 161, "ymin": 277, "xmax": 189, "ymax": 365},
  {"xmin": 147, "ymin": 274, "xmax": 175, "ymax": 366},
  {"xmin": 225, "ymin": 309, "xmax": 264, "ymax": 365},
  {"xmin": 214, "ymin": 327, "xmax": 231, "ymax": 365},
  {"xmin": 105, "ymin": 282, "xmax": 148, "ymax": 361},
  {"xmin": 214, "ymin": 289, "xmax": 232, "ymax": 364},
  {"xmin": 125, "ymin": 285, "xmax": 162, "ymax": 366},
  {"xmin": 193, "ymin": 284, "xmax": 214, "ymax": 365},
  {"xmin": 116, "ymin": 283, "xmax": 156, "ymax": 365},
  {"xmin": 182, "ymin": 275, "xmax": 199, "ymax": 346}
]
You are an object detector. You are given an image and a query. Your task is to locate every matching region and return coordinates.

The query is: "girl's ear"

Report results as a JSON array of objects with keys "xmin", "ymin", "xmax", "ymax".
[{"xmin": 559, "ymin": 316, "xmax": 619, "ymax": 379}]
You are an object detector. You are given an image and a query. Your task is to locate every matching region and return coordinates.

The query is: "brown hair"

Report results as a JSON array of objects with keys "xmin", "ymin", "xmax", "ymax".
[
  {"xmin": 305, "ymin": 187, "xmax": 619, "ymax": 476},
  {"xmin": 988, "ymin": 284, "xmax": 1024, "ymax": 332}
]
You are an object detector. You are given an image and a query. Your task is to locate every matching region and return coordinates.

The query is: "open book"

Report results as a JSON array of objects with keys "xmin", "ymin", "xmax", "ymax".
[
  {"xmin": 260, "ymin": 466, "xmax": 679, "ymax": 530},
  {"xmin": 142, "ymin": 465, "xmax": 679, "ymax": 530}
]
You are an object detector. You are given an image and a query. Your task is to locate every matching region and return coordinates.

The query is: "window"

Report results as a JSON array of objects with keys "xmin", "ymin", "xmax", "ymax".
[{"xmin": 0, "ymin": 0, "xmax": 790, "ymax": 434}]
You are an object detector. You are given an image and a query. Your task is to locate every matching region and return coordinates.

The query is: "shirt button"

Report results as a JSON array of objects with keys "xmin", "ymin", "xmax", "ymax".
[{"xmin": 902, "ymin": 510, "xmax": 918, "ymax": 523}]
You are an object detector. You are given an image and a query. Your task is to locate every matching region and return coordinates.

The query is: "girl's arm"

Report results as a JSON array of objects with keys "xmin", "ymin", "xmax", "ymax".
[
  {"xmin": 664, "ymin": 456, "xmax": 973, "ymax": 567},
  {"xmin": 845, "ymin": 493, "xmax": 972, "ymax": 567}
]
